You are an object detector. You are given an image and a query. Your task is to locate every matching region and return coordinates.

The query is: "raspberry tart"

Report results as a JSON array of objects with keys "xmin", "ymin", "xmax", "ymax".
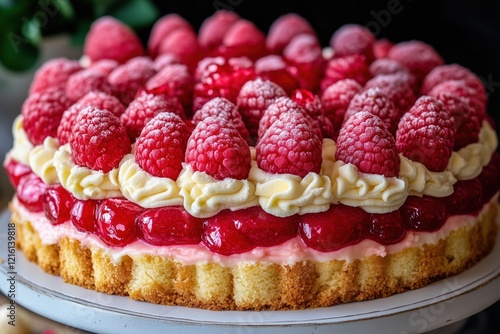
[{"xmin": 4, "ymin": 13, "xmax": 499, "ymax": 311}]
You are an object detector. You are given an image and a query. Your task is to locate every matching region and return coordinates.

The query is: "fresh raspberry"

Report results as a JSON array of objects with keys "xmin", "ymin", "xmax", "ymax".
[
  {"xmin": 266, "ymin": 13, "xmax": 315, "ymax": 54},
  {"xmin": 148, "ymin": 13, "xmax": 193, "ymax": 58},
  {"xmin": 121, "ymin": 90, "xmax": 185, "ymax": 141},
  {"xmin": 257, "ymin": 97, "xmax": 311, "ymax": 140},
  {"xmin": 369, "ymin": 58, "xmax": 408, "ymax": 77},
  {"xmin": 88, "ymin": 59, "xmax": 119, "ymax": 75},
  {"xmin": 387, "ymin": 40, "xmax": 444, "ymax": 85},
  {"xmin": 84, "ymin": 16, "xmax": 144, "ymax": 64},
  {"xmin": 344, "ymin": 88, "xmax": 400, "ymax": 135},
  {"xmin": 108, "ymin": 56, "xmax": 158, "ymax": 105},
  {"xmin": 364, "ymin": 73, "xmax": 416, "ymax": 116},
  {"xmin": 57, "ymin": 103, "xmax": 83, "ymax": 145},
  {"xmin": 70, "ymin": 107, "xmax": 131, "ymax": 172},
  {"xmin": 158, "ymin": 28, "xmax": 201, "ymax": 70},
  {"xmin": 78, "ymin": 91, "xmax": 126, "ymax": 118},
  {"xmin": 283, "ymin": 33, "xmax": 324, "ymax": 91},
  {"xmin": 320, "ymin": 54, "xmax": 370, "ymax": 92},
  {"xmin": 95, "ymin": 198, "xmax": 143, "ymax": 247},
  {"xmin": 255, "ymin": 55, "xmax": 300, "ymax": 95},
  {"xmin": 396, "ymin": 96, "xmax": 456, "ymax": 172},
  {"xmin": 336, "ymin": 111, "xmax": 400, "ymax": 177},
  {"xmin": 427, "ymin": 80, "xmax": 486, "ymax": 119},
  {"xmin": 420, "ymin": 64, "xmax": 486, "ymax": 99},
  {"xmin": 320, "ymin": 78, "xmax": 363, "ymax": 135},
  {"xmin": 134, "ymin": 112, "xmax": 189, "ymax": 179},
  {"xmin": 291, "ymin": 88, "xmax": 334, "ymax": 138},
  {"xmin": 194, "ymin": 56, "xmax": 226, "ymax": 80},
  {"xmin": 57, "ymin": 92, "xmax": 126, "ymax": 145},
  {"xmin": 192, "ymin": 97, "xmax": 250, "ymax": 143},
  {"xmin": 368, "ymin": 58, "xmax": 418, "ymax": 92},
  {"xmin": 193, "ymin": 57, "xmax": 256, "ymax": 111},
  {"xmin": 65, "ymin": 69, "xmax": 112, "ymax": 101},
  {"xmin": 330, "ymin": 24, "xmax": 376, "ymax": 62},
  {"xmin": 257, "ymin": 111, "xmax": 322, "ymax": 177},
  {"xmin": 185, "ymin": 116, "xmax": 251, "ymax": 180},
  {"xmin": 153, "ymin": 53, "xmax": 182, "ymax": 69},
  {"xmin": 198, "ymin": 10, "xmax": 240, "ymax": 51},
  {"xmin": 430, "ymin": 91, "xmax": 481, "ymax": 150},
  {"xmin": 236, "ymin": 78, "xmax": 287, "ymax": 138},
  {"xmin": 29, "ymin": 58, "xmax": 82, "ymax": 94},
  {"xmin": 219, "ymin": 19, "xmax": 267, "ymax": 61},
  {"xmin": 373, "ymin": 38, "xmax": 393, "ymax": 59},
  {"xmin": 22, "ymin": 88, "xmax": 72, "ymax": 145},
  {"xmin": 145, "ymin": 63, "xmax": 194, "ymax": 115}
]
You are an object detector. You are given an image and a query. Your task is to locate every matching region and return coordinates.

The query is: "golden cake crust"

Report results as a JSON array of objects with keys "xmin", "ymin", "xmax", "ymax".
[{"xmin": 10, "ymin": 197, "xmax": 499, "ymax": 310}]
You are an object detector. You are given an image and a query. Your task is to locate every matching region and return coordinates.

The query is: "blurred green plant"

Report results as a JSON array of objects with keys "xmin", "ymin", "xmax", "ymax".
[{"xmin": 0, "ymin": 0, "xmax": 159, "ymax": 72}]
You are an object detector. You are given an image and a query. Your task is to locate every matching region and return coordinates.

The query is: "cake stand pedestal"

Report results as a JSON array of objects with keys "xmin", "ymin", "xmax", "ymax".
[{"xmin": 1, "ymin": 209, "xmax": 499, "ymax": 334}]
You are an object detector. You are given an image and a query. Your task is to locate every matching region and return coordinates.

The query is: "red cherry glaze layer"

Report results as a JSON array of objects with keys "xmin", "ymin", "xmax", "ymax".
[
  {"xmin": 444, "ymin": 179, "xmax": 484, "ymax": 216},
  {"xmin": 10, "ymin": 170, "xmax": 498, "ymax": 254},
  {"xmin": 16, "ymin": 173, "xmax": 48, "ymax": 212},
  {"xmin": 299, "ymin": 204, "xmax": 367, "ymax": 252},
  {"xmin": 201, "ymin": 211, "xmax": 255, "ymax": 255},
  {"xmin": 70, "ymin": 199, "xmax": 99, "ymax": 233},
  {"xmin": 400, "ymin": 195, "xmax": 448, "ymax": 232},
  {"xmin": 136, "ymin": 206, "xmax": 204, "ymax": 246},
  {"xmin": 43, "ymin": 184, "xmax": 73, "ymax": 225},
  {"xmin": 368, "ymin": 210, "xmax": 406, "ymax": 245},
  {"xmin": 232, "ymin": 206, "xmax": 299, "ymax": 247},
  {"xmin": 95, "ymin": 198, "xmax": 144, "ymax": 247},
  {"xmin": 4, "ymin": 159, "xmax": 32, "ymax": 188}
]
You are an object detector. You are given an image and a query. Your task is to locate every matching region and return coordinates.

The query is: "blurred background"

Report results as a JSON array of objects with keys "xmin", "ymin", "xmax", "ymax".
[{"xmin": 0, "ymin": 0, "xmax": 499, "ymax": 333}]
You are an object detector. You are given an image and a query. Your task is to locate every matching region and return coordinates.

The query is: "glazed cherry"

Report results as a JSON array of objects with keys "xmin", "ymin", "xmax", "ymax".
[
  {"xmin": 71, "ymin": 199, "xmax": 99, "ymax": 233},
  {"xmin": 478, "ymin": 151, "xmax": 500, "ymax": 202},
  {"xmin": 369, "ymin": 210, "xmax": 406, "ymax": 245},
  {"xmin": 201, "ymin": 210, "xmax": 255, "ymax": 255},
  {"xmin": 445, "ymin": 179, "xmax": 483, "ymax": 215},
  {"xmin": 16, "ymin": 173, "xmax": 48, "ymax": 212},
  {"xmin": 43, "ymin": 184, "xmax": 73, "ymax": 225},
  {"xmin": 233, "ymin": 206, "xmax": 298, "ymax": 247},
  {"xmin": 299, "ymin": 204, "xmax": 367, "ymax": 252},
  {"xmin": 4, "ymin": 159, "xmax": 32, "ymax": 188},
  {"xmin": 136, "ymin": 207, "xmax": 204, "ymax": 246},
  {"xmin": 95, "ymin": 198, "xmax": 143, "ymax": 247},
  {"xmin": 400, "ymin": 196, "xmax": 448, "ymax": 232},
  {"xmin": 255, "ymin": 55, "xmax": 300, "ymax": 95}
]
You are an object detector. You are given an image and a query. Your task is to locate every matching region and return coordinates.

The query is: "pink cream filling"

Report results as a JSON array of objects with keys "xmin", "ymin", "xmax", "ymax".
[{"xmin": 12, "ymin": 194, "xmax": 499, "ymax": 266}]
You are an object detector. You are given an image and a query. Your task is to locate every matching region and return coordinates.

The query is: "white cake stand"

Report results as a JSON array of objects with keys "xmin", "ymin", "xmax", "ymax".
[{"xmin": 1, "ymin": 209, "xmax": 499, "ymax": 334}]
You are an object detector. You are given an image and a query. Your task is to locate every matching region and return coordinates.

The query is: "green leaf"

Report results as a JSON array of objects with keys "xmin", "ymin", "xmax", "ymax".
[
  {"xmin": 53, "ymin": 0, "xmax": 75, "ymax": 19},
  {"xmin": 110, "ymin": 0, "xmax": 159, "ymax": 29},
  {"xmin": 22, "ymin": 17, "xmax": 42, "ymax": 46},
  {"xmin": 90, "ymin": 0, "xmax": 120, "ymax": 17},
  {"xmin": 0, "ymin": 26, "xmax": 39, "ymax": 72}
]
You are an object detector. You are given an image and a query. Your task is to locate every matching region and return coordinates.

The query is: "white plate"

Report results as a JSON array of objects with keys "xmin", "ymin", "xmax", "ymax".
[{"xmin": 0, "ymin": 209, "xmax": 499, "ymax": 334}]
